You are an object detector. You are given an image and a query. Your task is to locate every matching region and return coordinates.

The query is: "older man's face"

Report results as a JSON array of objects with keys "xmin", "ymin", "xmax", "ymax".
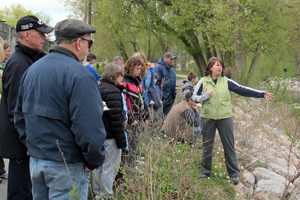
[
  {"xmin": 27, "ymin": 29, "xmax": 46, "ymax": 51},
  {"xmin": 78, "ymin": 34, "xmax": 92, "ymax": 62}
]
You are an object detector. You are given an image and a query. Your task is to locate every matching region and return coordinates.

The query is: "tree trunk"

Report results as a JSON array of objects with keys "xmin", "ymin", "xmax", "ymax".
[
  {"xmin": 116, "ymin": 41, "xmax": 128, "ymax": 61},
  {"xmin": 245, "ymin": 42, "xmax": 263, "ymax": 85},
  {"xmin": 215, "ymin": 45, "xmax": 222, "ymax": 61},
  {"xmin": 224, "ymin": 51, "xmax": 233, "ymax": 69},
  {"xmin": 178, "ymin": 30, "xmax": 207, "ymax": 76},
  {"xmin": 191, "ymin": 53, "xmax": 206, "ymax": 76},
  {"xmin": 294, "ymin": 52, "xmax": 300, "ymax": 76},
  {"xmin": 202, "ymin": 32, "xmax": 212, "ymax": 60},
  {"xmin": 234, "ymin": 37, "xmax": 247, "ymax": 83}
]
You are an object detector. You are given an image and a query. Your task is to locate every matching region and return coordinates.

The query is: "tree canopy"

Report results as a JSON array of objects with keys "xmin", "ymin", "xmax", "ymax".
[
  {"xmin": 0, "ymin": 4, "xmax": 52, "ymax": 27},
  {"xmin": 59, "ymin": 0, "xmax": 300, "ymax": 81}
]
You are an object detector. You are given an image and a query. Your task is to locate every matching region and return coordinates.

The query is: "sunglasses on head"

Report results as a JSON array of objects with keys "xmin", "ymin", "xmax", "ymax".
[
  {"xmin": 80, "ymin": 38, "xmax": 93, "ymax": 48},
  {"xmin": 143, "ymin": 63, "xmax": 149, "ymax": 68}
]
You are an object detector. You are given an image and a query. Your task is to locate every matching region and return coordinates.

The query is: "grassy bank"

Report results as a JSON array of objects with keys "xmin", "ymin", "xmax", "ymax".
[{"xmin": 88, "ymin": 134, "xmax": 236, "ymax": 200}]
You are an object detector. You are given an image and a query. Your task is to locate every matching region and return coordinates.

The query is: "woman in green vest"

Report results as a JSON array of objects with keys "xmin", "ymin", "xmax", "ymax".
[{"xmin": 192, "ymin": 57, "xmax": 274, "ymax": 185}]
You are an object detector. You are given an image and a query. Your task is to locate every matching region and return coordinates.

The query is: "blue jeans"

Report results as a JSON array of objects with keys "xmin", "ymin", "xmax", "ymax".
[
  {"xmin": 30, "ymin": 158, "xmax": 90, "ymax": 200},
  {"xmin": 8, "ymin": 158, "xmax": 32, "ymax": 200},
  {"xmin": 194, "ymin": 124, "xmax": 202, "ymax": 140}
]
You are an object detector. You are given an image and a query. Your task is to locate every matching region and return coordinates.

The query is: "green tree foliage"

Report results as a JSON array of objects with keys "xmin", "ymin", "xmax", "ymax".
[
  {"xmin": 285, "ymin": 0, "xmax": 300, "ymax": 76},
  {"xmin": 0, "ymin": 3, "xmax": 52, "ymax": 27},
  {"xmin": 62, "ymin": 0, "xmax": 298, "ymax": 82}
]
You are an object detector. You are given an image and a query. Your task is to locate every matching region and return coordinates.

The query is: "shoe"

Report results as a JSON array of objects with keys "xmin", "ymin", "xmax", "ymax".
[
  {"xmin": 0, "ymin": 172, "xmax": 8, "ymax": 179},
  {"xmin": 136, "ymin": 160, "xmax": 145, "ymax": 165},
  {"xmin": 161, "ymin": 131, "xmax": 168, "ymax": 137},
  {"xmin": 115, "ymin": 177, "xmax": 126, "ymax": 186},
  {"xmin": 0, "ymin": 177, "xmax": 2, "ymax": 184},
  {"xmin": 198, "ymin": 173, "xmax": 210, "ymax": 179},
  {"xmin": 137, "ymin": 155, "xmax": 145, "ymax": 160},
  {"xmin": 132, "ymin": 166, "xmax": 143, "ymax": 174},
  {"xmin": 232, "ymin": 177, "xmax": 239, "ymax": 185}
]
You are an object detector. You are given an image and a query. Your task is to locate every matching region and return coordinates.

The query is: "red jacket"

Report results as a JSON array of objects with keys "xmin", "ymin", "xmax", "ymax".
[{"xmin": 122, "ymin": 76, "xmax": 149, "ymax": 124}]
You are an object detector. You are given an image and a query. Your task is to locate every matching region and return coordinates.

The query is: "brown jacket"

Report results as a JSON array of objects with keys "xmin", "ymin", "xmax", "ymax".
[{"xmin": 161, "ymin": 101, "xmax": 194, "ymax": 143}]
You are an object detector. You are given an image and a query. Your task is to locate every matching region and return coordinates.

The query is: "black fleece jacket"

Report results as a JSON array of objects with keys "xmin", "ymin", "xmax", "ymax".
[{"xmin": 0, "ymin": 42, "xmax": 45, "ymax": 159}]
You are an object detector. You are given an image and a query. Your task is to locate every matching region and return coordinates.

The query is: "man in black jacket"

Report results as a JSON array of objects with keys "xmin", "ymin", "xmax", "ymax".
[{"xmin": 0, "ymin": 15, "xmax": 53, "ymax": 200}]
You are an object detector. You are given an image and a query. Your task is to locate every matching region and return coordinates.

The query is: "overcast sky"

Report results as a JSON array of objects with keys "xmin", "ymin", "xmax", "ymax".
[{"xmin": 1, "ymin": 0, "xmax": 71, "ymax": 27}]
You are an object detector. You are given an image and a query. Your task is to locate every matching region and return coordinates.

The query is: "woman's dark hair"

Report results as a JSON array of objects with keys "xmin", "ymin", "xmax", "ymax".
[
  {"xmin": 124, "ymin": 57, "xmax": 145, "ymax": 79},
  {"xmin": 86, "ymin": 53, "xmax": 96, "ymax": 61},
  {"xmin": 224, "ymin": 67, "xmax": 233, "ymax": 79},
  {"xmin": 185, "ymin": 91, "xmax": 194, "ymax": 101},
  {"xmin": 100, "ymin": 63, "xmax": 124, "ymax": 83},
  {"xmin": 204, "ymin": 57, "xmax": 225, "ymax": 76}
]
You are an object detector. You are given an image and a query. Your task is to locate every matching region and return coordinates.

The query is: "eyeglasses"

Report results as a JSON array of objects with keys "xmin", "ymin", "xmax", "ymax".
[
  {"xmin": 80, "ymin": 38, "xmax": 93, "ymax": 48},
  {"xmin": 5, "ymin": 50, "xmax": 11, "ymax": 53},
  {"xmin": 135, "ymin": 67, "xmax": 142, "ymax": 70}
]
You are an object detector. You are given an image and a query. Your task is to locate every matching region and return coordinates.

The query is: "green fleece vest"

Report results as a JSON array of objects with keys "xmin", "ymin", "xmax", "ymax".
[{"xmin": 200, "ymin": 76, "xmax": 232, "ymax": 120}]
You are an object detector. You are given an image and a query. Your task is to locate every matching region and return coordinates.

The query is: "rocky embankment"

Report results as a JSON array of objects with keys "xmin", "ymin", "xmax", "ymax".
[
  {"xmin": 232, "ymin": 97, "xmax": 300, "ymax": 199},
  {"xmin": 264, "ymin": 77, "xmax": 300, "ymax": 91}
]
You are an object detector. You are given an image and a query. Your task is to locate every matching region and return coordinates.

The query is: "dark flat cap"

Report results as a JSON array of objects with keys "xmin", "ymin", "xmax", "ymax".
[
  {"xmin": 16, "ymin": 15, "xmax": 53, "ymax": 33},
  {"xmin": 163, "ymin": 52, "xmax": 177, "ymax": 59},
  {"xmin": 55, "ymin": 19, "xmax": 96, "ymax": 41}
]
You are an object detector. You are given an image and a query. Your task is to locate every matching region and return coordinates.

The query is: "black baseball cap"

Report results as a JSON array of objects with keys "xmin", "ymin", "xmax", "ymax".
[
  {"xmin": 16, "ymin": 15, "xmax": 53, "ymax": 33},
  {"xmin": 54, "ymin": 19, "xmax": 96, "ymax": 41}
]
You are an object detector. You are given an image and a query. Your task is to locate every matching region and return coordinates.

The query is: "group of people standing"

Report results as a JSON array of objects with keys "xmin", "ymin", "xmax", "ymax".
[
  {"xmin": 0, "ymin": 13, "xmax": 275, "ymax": 200},
  {"xmin": 91, "ymin": 51, "xmax": 180, "ymax": 199},
  {"xmin": 0, "ymin": 14, "xmax": 179, "ymax": 200}
]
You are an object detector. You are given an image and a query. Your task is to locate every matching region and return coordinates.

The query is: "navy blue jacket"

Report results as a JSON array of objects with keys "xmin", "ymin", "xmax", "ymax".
[
  {"xmin": 147, "ymin": 85, "xmax": 162, "ymax": 111},
  {"xmin": 154, "ymin": 57, "xmax": 176, "ymax": 99},
  {"xmin": 14, "ymin": 45, "xmax": 106, "ymax": 170},
  {"xmin": 0, "ymin": 42, "xmax": 45, "ymax": 159}
]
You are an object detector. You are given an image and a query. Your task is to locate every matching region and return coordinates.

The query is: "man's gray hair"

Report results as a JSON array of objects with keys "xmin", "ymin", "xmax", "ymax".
[
  {"xmin": 113, "ymin": 56, "xmax": 123, "ymax": 63},
  {"xmin": 17, "ymin": 32, "xmax": 24, "ymax": 39}
]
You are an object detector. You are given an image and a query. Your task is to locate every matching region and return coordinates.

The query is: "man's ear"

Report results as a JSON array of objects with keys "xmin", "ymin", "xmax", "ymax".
[
  {"xmin": 23, "ymin": 31, "xmax": 30, "ymax": 41},
  {"xmin": 75, "ymin": 38, "xmax": 81, "ymax": 51}
]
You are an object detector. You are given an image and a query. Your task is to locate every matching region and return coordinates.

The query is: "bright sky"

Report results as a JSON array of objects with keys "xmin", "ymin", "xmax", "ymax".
[{"xmin": 1, "ymin": 0, "xmax": 71, "ymax": 28}]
